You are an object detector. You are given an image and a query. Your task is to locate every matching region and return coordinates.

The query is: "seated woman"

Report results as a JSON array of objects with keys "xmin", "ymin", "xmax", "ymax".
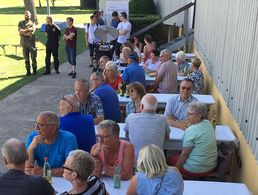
[
  {"xmin": 167, "ymin": 102, "xmax": 218, "ymax": 177},
  {"xmin": 143, "ymin": 34, "xmax": 155, "ymax": 62},
  {"xmin": 144, "ymin": 49, "xmax": 161, "ymax": 74},
  {"xmin": 103, "ymin": 61, "xmax": 121, "ymax": 91},
  {"xmin": 90, "ymin": 120, "xmax": 134, "ymax": 180},
  {"xmin": 126, "ymin": 144, "xmax": 184, "ymax": 195},
  {"xmin": 62, "ymin": 149, "xmax": 107, "ymax": 195},
  {"xmin": 126, "ymin": 82, "xmax": 146, "ymax": 117},
  {"xmin": 176, "ymin": 51, "xmax": 190, "ymax": 76},
  {"xmin": 116, "ymin": 47, "xmax": 131, "ymax": 65}
]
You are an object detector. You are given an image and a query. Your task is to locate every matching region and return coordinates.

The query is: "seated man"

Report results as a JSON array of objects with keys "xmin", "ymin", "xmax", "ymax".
[
  {"xmin": 0, "ymin": 138, "xmax": 54, "ymax": 195},
  {"xmin": 26, "ymin": 111, "xmax": 78, "ymax": 176},
  {"xmin": 124, "ymin": 94, "xmax": 170, "ymax": 161},
  {"xmin": 164, "ymin": 78, "xmax": 198, "ymax": 129},
  {"xmin": 90, "ymin": 72, "xmax": 121, "ymax": 122},
  {"xmin": 59, "ymin": 94, "xmax": 96, "ymax": 152},
  {"xmin": 75, "ymin": 79, "xmax": 104, "ymax": 124}
]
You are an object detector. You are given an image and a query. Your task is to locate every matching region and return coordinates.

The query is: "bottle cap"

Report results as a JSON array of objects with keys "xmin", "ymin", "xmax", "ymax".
[{"xmin": 44, "ymin": 157, "xmax": 48, "ymax": 161}]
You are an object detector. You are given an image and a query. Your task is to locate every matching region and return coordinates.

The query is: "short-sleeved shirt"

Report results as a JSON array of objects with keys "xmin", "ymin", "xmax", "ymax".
[
  {"xmin": 157, "ymin": 59, "xmax": 177, "ymax": 93},
  {"xmin": 117, "ymin": 21, "xmax": 131, "ymax": 44},
  {"xmin": 122, "ymin": 62, "xmax": 146, "ymax": 86},
  {"xmin": 65, "ymin": 26, "xmax": 77, "ymax": 48},
  {"xmin": 85, "ymin": 23, "xmax": 100, "ymax": 44},
  {"xmin": 45, "ymin": 23, "xmax": 61, "ymax": 46},
  {"xmin": 182, "ymin": 120, "xmax": 218, "ymax": 173},
  {"xmin": 18, "ymin": 20, "xmax": 36, "ymax": 47},
  {"xmin": 26, "ymin": 130, "xmax": 78, "ymax": 168},
  {"xmin": 188, "ymin": 70, "xmax": 204, "ymax": 94},
  {"xmin": 79, "ymin": 93, "xmax": 104, "ymax": 118},
  {"xmin": 177, "ymin": 61, "xmax": 190, "ymax": 74},
  {"xmin": 106, "ymin": 75, "xmax": 121, "ymax": 91},
  {"xmin": 145, "ymin": 59, "xmax": 161, "ymax": 71},
  {"xmin": 0, "ymin": 169, "xmax": 54, "ymax": 195},
  {"xmin": 164, "ymin": 95, "xmax": 198, "ymax": 120},
  {"xmin": 111, "ymin": 19, "xmax": 120, "ymax": 28}
]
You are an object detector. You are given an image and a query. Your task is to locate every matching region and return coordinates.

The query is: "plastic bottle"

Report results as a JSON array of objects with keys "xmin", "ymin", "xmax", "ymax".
[
  {"xmin": 113, "ymin": 164, "xmax": 121, "ymax": 189},
  {"xmin": 43, "ymin": 157, "xmax": 52, "ymax": 184}
]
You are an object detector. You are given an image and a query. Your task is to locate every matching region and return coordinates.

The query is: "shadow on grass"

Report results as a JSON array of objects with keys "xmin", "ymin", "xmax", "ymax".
[
  {"xmin": 0, "ymin": 74, "xmax": 26, "ymax": 81},
  {"xmin": 5, "ymin": 55, "xmax": 24, "ymax": 61}
]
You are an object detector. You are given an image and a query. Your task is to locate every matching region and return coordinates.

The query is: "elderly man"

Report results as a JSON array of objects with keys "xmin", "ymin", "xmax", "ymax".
[
  {"xmin": 124, "ymin": 94, "xmax": 170, "ymax": 161},
  {"xmin": 25, "ymin": 111, "xmax": 78, "ymax": 176},
  {"xmin": 164, "ymin": 78, "xmax": 198, "ymax": 129},
  {"xmin": 90, "ymin": 72, "xmax": 121, "ymax": 122},
  {"xmin": 75, "ymin": 79, "xmax": 104, "ymax": 124},
  {"xmin": 59, "ymin": 94, "xmax": 96, "ymax": 152},
  {"xmin": 154, "ymin": 49, "xmax": 177, "ymax": 93},
  {"xmin": 0, "ymin": 138, "xmax": 54, "ymax": 195}
]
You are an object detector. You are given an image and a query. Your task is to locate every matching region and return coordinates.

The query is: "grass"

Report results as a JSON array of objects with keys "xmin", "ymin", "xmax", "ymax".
[{"xmin": 0, "ymin": 0, "xmax": 93, "ymax": 100}]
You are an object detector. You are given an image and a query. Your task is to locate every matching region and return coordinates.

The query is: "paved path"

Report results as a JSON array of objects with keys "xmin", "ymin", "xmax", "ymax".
[{"xmin": 0, "ymin": 50, "xmax": 92, "ymax": 172}]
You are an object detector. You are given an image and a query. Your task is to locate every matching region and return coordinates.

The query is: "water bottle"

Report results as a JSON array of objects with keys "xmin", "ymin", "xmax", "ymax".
[
  {"xmin": 113, "ymin": 164, "xmax": 121, "ymax": 188},
  {"xmin": 43, "ymin": 157, "xmax": 52, "ymax": 184}
]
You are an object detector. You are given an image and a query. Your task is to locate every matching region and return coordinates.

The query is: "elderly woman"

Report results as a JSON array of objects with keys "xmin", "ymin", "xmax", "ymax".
[
  {"xmin": 144, "ymin": 49, "xmax": 161, "ymax": 74},
  {"xmin": 90, "ymin": 120, "xmax": 134, "ymax": 180},
  {"xmin": 103, "ymin": 61, "xmax": 121, "ymax": 91},
  {"xmin": 126, "ymin": 144, "xmax": 184, "ymax": 195},
  {"xmin": 176, "ymin": 51, "xmax": 190, "ymax": 76},
  {"xmin": 62, "ymin": 149, "xmax": 107, "ymax": 195},
  {"xmin": 126, "ymin": 82, "xmax": 146, "ymax": 116},
  {"xmin": 167, "ymin": 102, "xmax": 218, "ymax": 177}
]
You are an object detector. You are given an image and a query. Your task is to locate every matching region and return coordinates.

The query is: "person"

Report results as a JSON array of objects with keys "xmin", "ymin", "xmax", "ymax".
[
  {"xmin": 144, "ymin": 49, "xmax": 161, "ymax": 74},
  {"xmin": 122, "ymin": 52, "xmax": 146, "ymax": 86},
  {"xmin": 125, "ymin": 82, "xmax": 146, "ymax": 116},
  {"xmin": 187, "ymin": 57, "xmax": 204, "ymax": 94},
  {"xmin": 124, "ymin": 94, "xmax": 170, "ymax": 161},
  {"xmin": 153, "ymin": 49, "xmax": 177, "ymax": 93},
  {"xmin": 93, "ymin": 10, "xmax": 104, "ymax": 26},
  {"xmin": 126, "ymin": 144, "xmax": 184, "ymax": 195},
  {"xmin": 75, "ymin": 79, "xmax": 104, "ymax": 124},
  {"xmin": 176, "ymin": 51, "xmax": 190, "ymax": 76},
  {"xmin": 164, "ymin": 78, "xmax": 198, "ymax": 129},
  {"xmin": 117, "ymin": 46, "xmax": 131, "ymax": 65},
  {"xmin": 0, "ymin": 138, "xmax": 55, "ymax": 195},
  {"xmin": 91, "ymin": 120, "xmax": 134, "ymax": 180},
  {"xmin": 90, "ymin": 72, "xmax": 121, "ymax": 122},
  {"xmin": 18, "ymin": 11, "xmax": 37, "ymax": 76},
  {"xmin": 133, "ymin": 36, "xmax": 143, "ymax": 53},
  {"xmin": 44, "ymin": 15, "xmax": 61, "ymax": 75},
  {"xmin": 59, "ymin": 94, "xmax": 96, "ymax": 152},
  {"xmin": 103, "ymin": 61, "xmax": 121, "ymax": 91},
  {"xmin": 61, "ymin": 150, "xmax": 107, "ymax": 195},
  {"xmin": 110, "ymin": 11, "xmax": 120, "ymax": 28},
  {"xmin": 143, "ymin": 34, "xmax": 155, "ymax": 62},
  {"xmin": 167, "ymin": 102, "xmax": 218, "ymax": 177},
  {"xmin": 25, "ymin": 111, "xmax": 78, "ymax": 176},
  {"xmin": 85, "ymin": 15, "xmax": 100, "ymax": 68},
  {"xmin": 64, "ymin": 17, "xmax": 77, "ymax": 78},
  {"xmin": 115, "ymin": 12, "xmax": 132, "ymax": 58}
]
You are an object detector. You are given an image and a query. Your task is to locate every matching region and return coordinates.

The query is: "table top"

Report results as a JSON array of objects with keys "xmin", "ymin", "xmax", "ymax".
[{"xmin": 145, "ymin": 73, "xmax": 186, "ymax": 82}]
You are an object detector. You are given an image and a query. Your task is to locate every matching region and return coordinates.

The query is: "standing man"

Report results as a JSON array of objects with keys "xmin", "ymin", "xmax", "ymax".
[
  {"xmin": 44, "ymin": 15, "xmax": 61, "ymax": 75},
  {"xmin": 64, "ymin": 17, "xmax": 77, "ymax": 78},
  {"xmin": 18, "ymin": 11, "xmax": 37, "ymax": 76}
]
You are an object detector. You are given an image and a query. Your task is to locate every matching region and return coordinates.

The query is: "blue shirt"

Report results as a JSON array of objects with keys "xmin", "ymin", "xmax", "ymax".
[
  {"xmin": 60, "ymin": 112, "xmax": 96, "ymax": 152},
  {"xmin": 26, "ymin": 130, "xmax": 78, "ymax": 168},
  {"xmin": 111, "ymin": 19, "xmax": 120, "ymax": 28},
  {"xmin": 94, "ymin": 83, "xmax": 121, "ymax": 122},
  {"xmin": 122, "ymin": 62, "xmax": 146, "ymax": 86}
]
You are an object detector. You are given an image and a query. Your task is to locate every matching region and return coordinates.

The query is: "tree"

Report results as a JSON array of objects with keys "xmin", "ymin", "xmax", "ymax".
[{"xmin": 23, "ymin": 0, "xmax": 38, "ymax": 24}]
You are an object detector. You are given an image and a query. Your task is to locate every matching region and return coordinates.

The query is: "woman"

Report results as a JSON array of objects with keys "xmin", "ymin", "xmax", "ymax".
[
  {"xmin": 126, "ymin": 144, "xmax": 184, "ymax": 195},
  {"xmin": 144, "ymin": 49, "xmax": 161, "ymax": 74},
  {"xmin": 176, "ymin": 51, "xmax": 190, "ymax": 76},
  {"xmin": 117, "ymin": 47, "xmax": 131, "ymax": 65},
  {"xmin": 143, "ymin": 34, "xmax": 155, "ymax": 62},
  {"xmin": 62, "ymin": 149, "xmax": 107, "ymax": 195},
  {"xmin": 90, "ymin": 120, "xmax": 134, "ymax": 180},
  {"xmin": 103, "ymin": 61, "xmax": 121, "ymax": 91},
  {"xmin": 126, "ymin": 82, "xmax": 146, "ymax": 116},
  {"xmin": 133, "ymin": 36, "xmax": 143, "ymax": 52}
]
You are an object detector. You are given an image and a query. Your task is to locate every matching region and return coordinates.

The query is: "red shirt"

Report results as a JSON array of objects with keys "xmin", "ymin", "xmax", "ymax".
[
  {"xmin": 65, "ymin": 26, "xmax": 77, "ymax": 48},
  {"xmin": 106, "ymin": 76, "xmax": 121, "ymax": 91}
]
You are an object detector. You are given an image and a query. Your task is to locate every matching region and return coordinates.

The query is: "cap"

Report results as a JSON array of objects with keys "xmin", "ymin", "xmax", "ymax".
[{"xmin": 128, "ymin": 53, "xmax": 139, "ymax": 62}]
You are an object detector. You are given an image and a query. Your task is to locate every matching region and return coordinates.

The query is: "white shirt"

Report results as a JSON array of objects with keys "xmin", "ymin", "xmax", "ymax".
[
  {"xmin": 117, "ymin": 21, "xmax": 132, "ymax": 44},
  {"xmin": 85, "ymin": 23, "xmax": 100, "ymax": 44}
]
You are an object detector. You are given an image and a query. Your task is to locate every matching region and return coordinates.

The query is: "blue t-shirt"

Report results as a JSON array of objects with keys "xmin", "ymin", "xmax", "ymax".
[
  {"xmin": 122, "ymin": 62, "xmax": 146, "ymax": 86},
  {"xmin": 60, "ymin": 112, "xmax": 96, "ymax": 152},
  {"xmin": 26, "ymin": 130, "xmax": 78, "ymax": 168},
  {"xmin": 94, "ymin": 83, "xmax": 121, "ymax": 122}
]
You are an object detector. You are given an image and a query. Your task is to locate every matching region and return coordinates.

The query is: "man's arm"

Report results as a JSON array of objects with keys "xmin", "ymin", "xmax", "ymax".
[
  {"xmin": 85, "ymin": 32, "xmax": 89, "ymax": 47},
  {"xmin": 94, "ymin": 114, "xmax": 104, "ymax": 124},
  {"xmin": 167, "ymin": 116, "xmax": 189, "ymax": 130},
  {"xmin": 176, "ymin": 147, "xmax": 193, "ymax": 169}
]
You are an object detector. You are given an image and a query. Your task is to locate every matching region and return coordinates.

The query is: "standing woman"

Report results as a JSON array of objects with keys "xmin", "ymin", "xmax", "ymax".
[{"xmin": 143, "ymin": 34, "xmax": 155, "ymax": 62}]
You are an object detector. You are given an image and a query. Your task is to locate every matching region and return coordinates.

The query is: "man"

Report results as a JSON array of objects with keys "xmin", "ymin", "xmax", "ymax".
[
  {"xmin": 115, "ymin": 12, "xmax": 131, "ymax": 58},
  {"xmin": 93, "ymin": 10, "xmax": 104, "ymax": 26},
  {"xmin": 122, "ymin": 52, "xmax": 146, "ymax": 86},
  {"xmin": 0, "ymin": 138, "xmax": 54, "ymax": 195},
  {"xmin": 85, "ymin": 15, "xmax": 100, "ymax": 68},
  {"xmin": 164, "ymin": 78, "xmax": 198, "ymax": 129},
  {"xmin": 96, "ymin": 55, "xmax": 110, "ymax": 72},
  {"xmin": 90, "ymin": 72, "xmax": 121, "ymax": 122},
  {"xmin": 64, "ymin": 17, "xmax": 77, "ymax": 78},
  {"xmin": 44, "ymin": 15, "xmax": 61, "ymax": 75},
  {"xmin": 75, "ymin": 79, "xmax": 104, "ymax": 124},
  {"xmin": 110, "ymin": 11, "xmax": 120, "ymax": 28},
  {"xmin": 124, "ymin": 94, "xmax": 170, "ymax": 161},
  {"xmin": 25, "ymin": 111, "xmax": 78, "ymax": 176},
  {"xmin": 18, "ymin": 11, "xmax": 37, "ymax": 76},
  {"xmin": 154, "ymin": 49, "xmax": 177, "ymax": 93},
  {"xmin": 59, "ymin": 94, "xmax": 96, "ymax": 152}
]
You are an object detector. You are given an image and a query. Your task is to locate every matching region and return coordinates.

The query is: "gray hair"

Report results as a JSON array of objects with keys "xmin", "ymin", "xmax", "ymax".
[
  {"xmin": 188, "ymin": 102, "xmax": 207, "ymax": 120},
  {"xmin": 160, "ymin": 49, "xmax": 171, "ymax": 59},
  {"xmin": 176, "ymin": 51, "xmax": 186, "ymax": 61},
  {"xmin": 2, "ymin": 138, "xmax": 28, "ymax": 165},
  {"xmin": 75, "ymin": 79, "xmax": 90, "ymax": 89},
  {"xmin": 105, "ymin": 61, "xmax": 119, "ymax": 75},
  {"xmin": 141, "ymin": 94, "xmax": 158, "ymax": 111},
  {"xmin": 93, "ymin": 72, "xmax": 105, "ymax": 82},
  {"xmin": 97, "ymin": 120, "xmax": 120, "ymax": 136},
  {"xmin": 68, "ymin": 150, "xmax": 95, "ymax": 180},
  {"xmin": 40, "ymin": 111, "xmax": 60, "ymax": 130}
]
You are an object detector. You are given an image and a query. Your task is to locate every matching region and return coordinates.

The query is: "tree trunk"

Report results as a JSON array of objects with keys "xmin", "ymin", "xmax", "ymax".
[
  {"xmin": 23, "ymin": 0, "xmax": 38, "ymax": 25},
  {"xmin": 38, "ymin": 0, "xmax": 42, "ymax": 7},
  {"xmin": 81, "ymin": 0, "xmax": 97, "ymax": 9}
]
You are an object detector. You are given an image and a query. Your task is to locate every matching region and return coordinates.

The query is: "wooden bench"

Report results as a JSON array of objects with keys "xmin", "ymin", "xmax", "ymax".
[{"xmin": 0, "ymin": 44, "xmax": 8, "ymax": 55}]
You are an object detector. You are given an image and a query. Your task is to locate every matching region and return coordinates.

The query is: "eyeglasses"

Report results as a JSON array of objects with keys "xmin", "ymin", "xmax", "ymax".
[
  {"xmin": 96, "ymin": 134, "xmax": 113, "ymax": 141},
  {"xmin": 62, "ymin": 165, "xmax": 76, "ymax": 172},
  {"xmin": 34, "ymin": 121, "xmax": 53, "ymax": 129}
]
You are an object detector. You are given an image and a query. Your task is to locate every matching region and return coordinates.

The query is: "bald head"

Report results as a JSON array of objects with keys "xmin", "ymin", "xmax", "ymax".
[
  {"xmin": 60, "ymin": 94, "xmax": 80, "ymax": 116},
  {"xmin": 141, "ymin": 94, "xmax": 158, "ymax": 112}
]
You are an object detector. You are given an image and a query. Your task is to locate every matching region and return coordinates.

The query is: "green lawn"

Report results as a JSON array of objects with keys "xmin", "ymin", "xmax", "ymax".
[{"xmin": 0, "ymin": 0, "xmax": 93, "ymax": 100}]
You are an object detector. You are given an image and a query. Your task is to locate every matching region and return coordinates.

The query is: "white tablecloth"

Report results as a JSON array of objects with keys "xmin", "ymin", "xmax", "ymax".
[{"xmin": 52, "ymin": 177, "xmax": 72, "ymax": 195}]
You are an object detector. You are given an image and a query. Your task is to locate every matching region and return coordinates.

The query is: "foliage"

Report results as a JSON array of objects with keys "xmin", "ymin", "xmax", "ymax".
[{"xmin": 129, "ymin": 0, "xmax": 157, "ymax": 15}]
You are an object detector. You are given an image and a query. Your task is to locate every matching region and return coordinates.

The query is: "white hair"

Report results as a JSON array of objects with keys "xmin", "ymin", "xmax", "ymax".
[{"xmin": 176, "ymin": 51, "xmax": 186, "ymax": 61}]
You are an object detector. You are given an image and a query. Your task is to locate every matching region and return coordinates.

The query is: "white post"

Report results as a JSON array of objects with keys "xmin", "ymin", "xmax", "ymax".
[{"xmin": 46, "ymin": 0, "xmax": 51, "ymax": 15}]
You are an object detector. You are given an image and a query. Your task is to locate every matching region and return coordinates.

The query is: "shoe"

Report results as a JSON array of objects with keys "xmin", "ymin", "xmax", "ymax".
[
  {"xmin": 72, "ymin": 72, "xmax": 76, "ymax": 78},
  {"xmin": 43, "ymin": 72, "xmax": 51, "ymax": 75},
  {"xmin": 26, "ymin": 71, "xmax": 31, "ymax": 76},
  {"xmin": 55, "ymin": 70, "xmax": 60, "ymax": 74},
  {"xmin": 89, "ymin": 64, "xmax": 94, "ymax": 68}
]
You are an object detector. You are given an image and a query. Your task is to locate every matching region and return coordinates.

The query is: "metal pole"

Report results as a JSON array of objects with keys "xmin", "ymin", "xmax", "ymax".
[{"xmin": 46, "ymin": 0, "xmax": 51, "ymax": 15}]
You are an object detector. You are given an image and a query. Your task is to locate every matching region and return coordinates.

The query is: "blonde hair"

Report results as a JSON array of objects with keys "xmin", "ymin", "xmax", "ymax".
[
  {"xmin": 137, "ymin": 144, "xmax": 168, "ymax": 178},
  {"xmin": 105, "ymin": 61, "xmax": 119, "ymax": 75},
  {"xmin": 191, "ymin": 57, "xmax": 202, "ymax": 69}
]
